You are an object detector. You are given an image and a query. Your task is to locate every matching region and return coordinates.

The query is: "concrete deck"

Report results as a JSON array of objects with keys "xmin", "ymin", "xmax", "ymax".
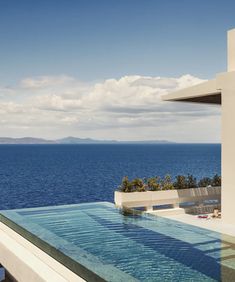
[{"xmin": 161, "ymin": 213, "xmax": 235, "ymax": 238}]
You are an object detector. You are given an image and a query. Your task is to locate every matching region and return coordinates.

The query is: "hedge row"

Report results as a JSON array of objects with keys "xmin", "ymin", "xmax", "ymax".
[{"xmin": 118, "ymin": 174, "xmax": 221, "ymax": 192}]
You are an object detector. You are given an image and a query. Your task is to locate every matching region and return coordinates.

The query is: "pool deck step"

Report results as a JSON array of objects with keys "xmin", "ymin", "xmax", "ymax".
[{"xmin": 146, "ymin": 207, "xmax": 185, "ymax": 216}]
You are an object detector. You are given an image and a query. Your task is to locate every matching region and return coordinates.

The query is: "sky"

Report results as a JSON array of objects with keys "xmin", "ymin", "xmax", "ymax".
[{"xmin": 1, "ymin": 0, "xmax": 234, "ymax": 142}]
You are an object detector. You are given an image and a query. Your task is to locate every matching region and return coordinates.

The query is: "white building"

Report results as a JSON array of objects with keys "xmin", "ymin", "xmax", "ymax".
[{"xmin": 163, "ymin": 28, "xmax": 235, "ymax": 225}]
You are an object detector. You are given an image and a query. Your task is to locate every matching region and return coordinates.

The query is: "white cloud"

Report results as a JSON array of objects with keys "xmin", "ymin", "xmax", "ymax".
[
  {"xmin": 0, "ymin": 74, "xmax": 221, "ymax": 142},
  {"xmin": 20, "ymin": 75, "xmax": 74, "ymax": 89},
  {"xmin": 34, "ymin": 94, "xmax": 83, "ymax": 111}
]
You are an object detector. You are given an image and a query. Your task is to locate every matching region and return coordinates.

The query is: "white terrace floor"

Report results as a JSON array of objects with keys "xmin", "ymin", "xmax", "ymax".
[{"xmin": 158, "ymin": 213, "xmax": 235, "ymax": 238}]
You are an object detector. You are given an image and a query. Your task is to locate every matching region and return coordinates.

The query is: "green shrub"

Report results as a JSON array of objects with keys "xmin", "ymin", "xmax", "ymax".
[
  {"xmin": 132, "ymin": 178, "xmax": 146, "ymax": 192},
  {"xmin": 174, "ymin": 175, "xmax": 187, "ymax": 189},
  {"xmin": 161, "ymin": 174, "xmax": 174, "ymax": 190},
  {"xmin": 187, "ymin": 174, "xmax": 197, "ymax": 188},
  {"xmin": 212, "ymin": 174, "xmax": 221, "ymax": 187},
  {"xmin": 119, "ymin": 176, "xmax": 133, "ymax": 192},
  {"xmin": 198, "ymin": 177, "xmax": 212, "ymax": 187},
  {"xmin": 147, "ymin": 177, "xmax": 161, "ymax": 191}
]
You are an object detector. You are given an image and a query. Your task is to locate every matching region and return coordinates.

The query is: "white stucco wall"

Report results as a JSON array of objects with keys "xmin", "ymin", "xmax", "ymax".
[
  {"xmin": 228, "ymin": 29, "xmax": 235, "ymax": 71},
  {"xmin": 218, "ymin": 71, "xmax": 235, "ymax": 225}
]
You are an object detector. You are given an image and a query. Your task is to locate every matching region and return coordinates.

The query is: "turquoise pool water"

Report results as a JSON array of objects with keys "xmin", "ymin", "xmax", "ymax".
[{"xmin": 1, "ymin": 202, "xmax": 235, "ymax": 281}]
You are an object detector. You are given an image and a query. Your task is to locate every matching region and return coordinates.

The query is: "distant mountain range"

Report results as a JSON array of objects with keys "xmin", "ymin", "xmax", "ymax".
[
  {"xmin": 0, "ymin": 137, "xmax": 55, "ymax": 144},
  {"xmin": 0, "ymin": 136, "xmax": 174, "ymax": 144}
]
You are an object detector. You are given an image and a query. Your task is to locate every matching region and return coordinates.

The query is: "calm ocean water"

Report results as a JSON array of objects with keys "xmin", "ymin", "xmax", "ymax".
[{"xmin": 0, "ymin": 144, "xmax": 221, "ymax": 210}]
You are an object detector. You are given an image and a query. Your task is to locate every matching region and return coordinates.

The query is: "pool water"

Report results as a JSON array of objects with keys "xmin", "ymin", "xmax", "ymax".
[{"xmin": 1, "ymin": 202, "xmax": 235, "ymax": 281}]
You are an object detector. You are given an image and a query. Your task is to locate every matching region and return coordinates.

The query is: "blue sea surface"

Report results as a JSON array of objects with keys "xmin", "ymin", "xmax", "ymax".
[{"xmin": 0, "ymin": 144, "xmax": 221, "ymax": 210}]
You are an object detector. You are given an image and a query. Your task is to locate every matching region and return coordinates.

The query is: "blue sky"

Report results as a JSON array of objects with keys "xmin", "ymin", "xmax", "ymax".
[
  {"xmin": 0, "ymin": 0, "xmax": 230, "ymax": 141},
  {"xmin": 1, "ymin": 0, "xmax": 235, "ymax": 83}
]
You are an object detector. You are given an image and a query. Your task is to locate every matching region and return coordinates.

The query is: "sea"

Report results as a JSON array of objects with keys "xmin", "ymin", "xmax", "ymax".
[{"xmin": 0, "ymin": 144, "xmax": 221, "ymax": 210}]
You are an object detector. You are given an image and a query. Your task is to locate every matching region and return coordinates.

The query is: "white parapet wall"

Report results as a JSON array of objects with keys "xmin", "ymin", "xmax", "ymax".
[
  {"xmin": 114, "ymin": 187, "xmax": 221, "ymax": 211},
  {"xmin": 0, "ymin": 222, "xmax": 84, "ymax": 282}
]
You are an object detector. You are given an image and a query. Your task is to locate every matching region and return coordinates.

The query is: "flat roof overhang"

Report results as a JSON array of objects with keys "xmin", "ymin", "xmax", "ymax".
[{"xmin": 163, "ymin": 79, "xmax": 221, "ymax": 105}]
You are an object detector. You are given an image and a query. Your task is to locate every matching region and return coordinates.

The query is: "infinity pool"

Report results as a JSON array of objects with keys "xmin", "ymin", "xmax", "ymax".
[{"xmin": 1, "ymin": 202, "xmax": 235, "ymax": 281}]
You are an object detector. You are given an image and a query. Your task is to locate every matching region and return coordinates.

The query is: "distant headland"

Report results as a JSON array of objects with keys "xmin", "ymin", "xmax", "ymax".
[{"xmin": 0, "ymin": 137, "xmax": 174, "ymax": 144}]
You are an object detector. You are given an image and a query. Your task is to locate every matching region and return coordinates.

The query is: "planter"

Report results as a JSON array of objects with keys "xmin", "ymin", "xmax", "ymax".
[{"xmin": 114, "ymin": 186, "xmax": 221, "ymax": 211}]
